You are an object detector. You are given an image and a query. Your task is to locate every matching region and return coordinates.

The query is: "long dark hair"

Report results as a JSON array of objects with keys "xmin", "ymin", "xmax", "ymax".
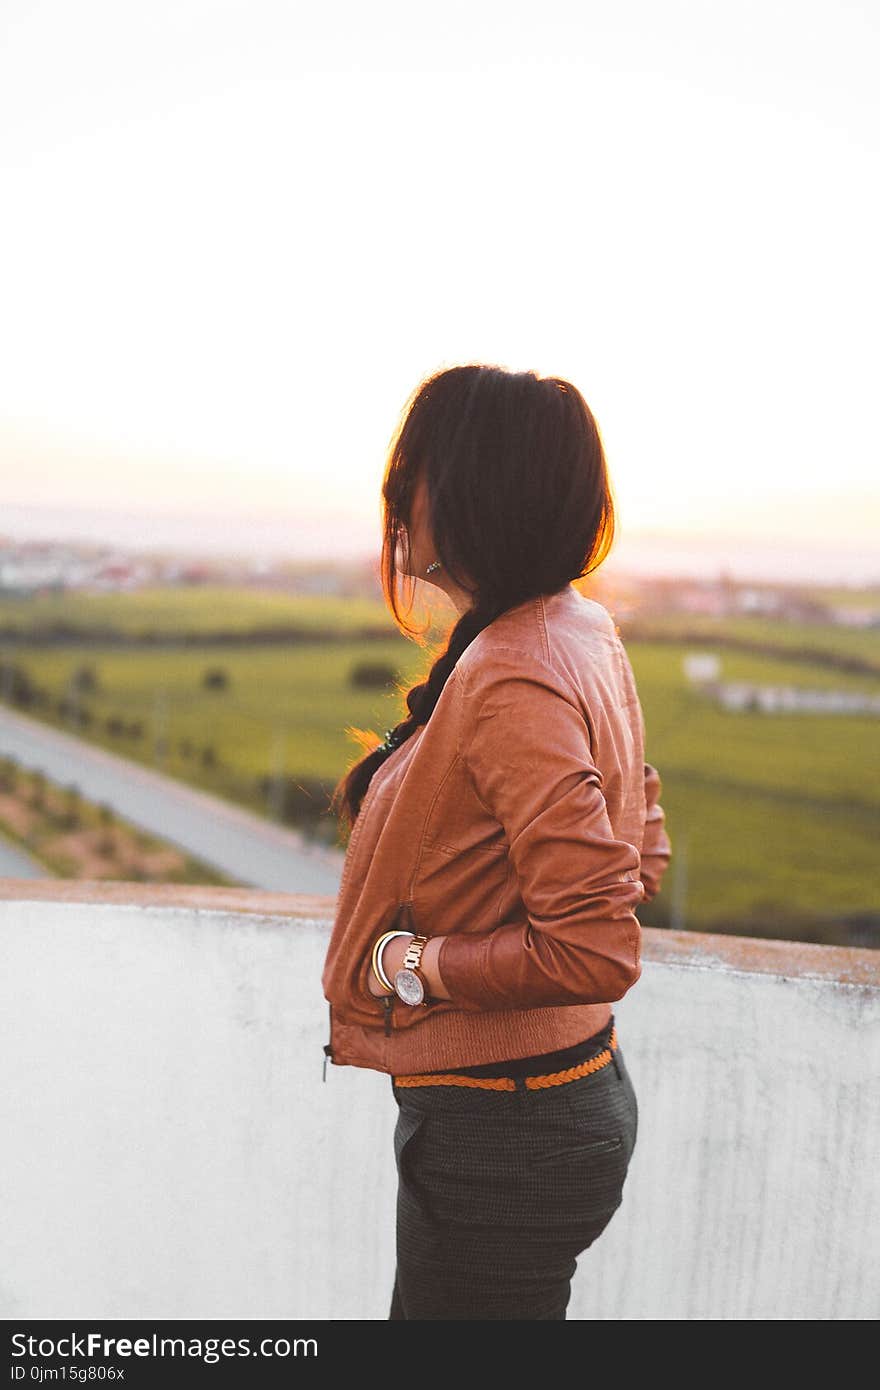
[{"xmin": 330, "ymin": 362, "xmax": 616, "ymax": 831}]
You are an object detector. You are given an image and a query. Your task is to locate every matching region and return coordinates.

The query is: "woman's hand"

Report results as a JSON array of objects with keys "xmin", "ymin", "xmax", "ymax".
[
  {"xmin": 367, "ymin": 932, "xmax": 411, "ymax": 997},
  {"xmin": 367, "ymin": 967, "xmax": 392, "ymax": 998},
  {"xmin": 367, "ymin": 933, "xmax": 452, "ymax": 1001}
]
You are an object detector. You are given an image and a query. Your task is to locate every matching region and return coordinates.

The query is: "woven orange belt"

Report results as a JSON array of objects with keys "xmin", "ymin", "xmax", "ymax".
[{"xmin": 392, "ymin": 1025, "xmax": 618, "ymax": 1091}]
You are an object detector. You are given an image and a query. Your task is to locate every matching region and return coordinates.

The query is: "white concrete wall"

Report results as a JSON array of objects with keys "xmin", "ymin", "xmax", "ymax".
[{"xmin": 0, "ymin": 889, "xmax": 877, "ymax": 1320}]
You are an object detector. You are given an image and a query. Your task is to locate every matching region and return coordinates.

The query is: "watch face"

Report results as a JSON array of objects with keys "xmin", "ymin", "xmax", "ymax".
[{"xmin": 394, "ymin": 967, "xmax": 425, "ymax": 1006}]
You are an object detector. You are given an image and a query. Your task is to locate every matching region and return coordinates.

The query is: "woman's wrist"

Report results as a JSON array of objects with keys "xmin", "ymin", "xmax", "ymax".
[
  {"xmin": 420, "ymin": 935, "xmax": 451, "ymax": 1001},
  {"xmin": 370, "ymin": 932, "xmax": 452, "ymax": 1002}
]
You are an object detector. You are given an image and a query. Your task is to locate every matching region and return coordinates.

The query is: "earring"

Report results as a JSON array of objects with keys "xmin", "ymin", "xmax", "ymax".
[{"xmin": 425, "ymin": 560, "xmax": 442, "ymax": 575}]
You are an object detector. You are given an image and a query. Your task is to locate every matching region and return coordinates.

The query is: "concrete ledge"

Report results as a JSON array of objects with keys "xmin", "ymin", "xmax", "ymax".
[
  {"xmin": 1, "ymin": 881, "xmax": 878, "ymax": 1319},
  {"xmin": 1, "ymin": 876, "xmax": 876, "ymax": 986},
  {"xmin": 0, "ymin": 876, "xmax": 340, "ymax": 920}
]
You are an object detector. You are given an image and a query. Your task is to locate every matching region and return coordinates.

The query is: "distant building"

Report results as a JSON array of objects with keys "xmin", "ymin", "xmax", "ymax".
[
  {"xmin": 683, "ymin": 653, "xmax": 722, "ymax": 683},
  {"xmin": 293, "ymin": 571, "xmax": 345, "ymax": 596},
  {"xmin": 736, "ymin": 587, "xmax": 783, "ymax": 615},
  {"xmin": 714, "ymin": 681, "xmax": 880, "ymax": 716},
  {"xmin": 676, "ymin": 586, "xmax": 732, "ymax": 617},
  {"xmin": 830, "ymin": 606, "xmax": 880, "ymax": 629}
]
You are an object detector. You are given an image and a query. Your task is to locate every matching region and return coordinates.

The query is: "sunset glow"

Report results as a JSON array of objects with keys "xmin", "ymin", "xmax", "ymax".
[{"xmin": 0, "ymin": 1, "xmax": 877, "ymax": 578}]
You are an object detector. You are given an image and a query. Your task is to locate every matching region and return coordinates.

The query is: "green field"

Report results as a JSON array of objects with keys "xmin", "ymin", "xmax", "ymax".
[
  {"xmin": 802, "ymin": 584, "xmax": 880, "ymax": 610},
  {"xmin": 627, "ymin": 611, "xmax": 880, "ymax": 670},
  {"xmin": 624, "ymin": 642, "xmax": 879, "ymax": 943},
  {"xmin": 0, "ymin": 586, "xmax": 444, "ymax": 638},
  {"xmin": 2, "ymin": 637, "xmax": 422, "ymax": 781},
  {"xmin": 1, "ymin": 588, "xmax": 878, "ymax": 947}
]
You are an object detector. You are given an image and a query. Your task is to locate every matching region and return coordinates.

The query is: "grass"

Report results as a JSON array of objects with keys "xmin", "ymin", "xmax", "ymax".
[
  {"xmin": 2, "ymin": 589, "xmax": 878, "ymax": 945},
  {"xmin": 0, "ymin": 586, "xmax": 424, "ymax": 636},
  {"xmin": 626, "ymin": 612, "xmax": 880, "ymax": 669},
  {"xmin": 2, "ymin": 639, "xmax": 432, "ymax": 781},
  {"xmin": 607, "ymin": 641, "xmax": 878, "ymax": 942}
]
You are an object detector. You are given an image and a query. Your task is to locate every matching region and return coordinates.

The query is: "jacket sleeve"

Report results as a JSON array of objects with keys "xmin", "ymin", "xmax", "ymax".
[
  {"xmin": 641, "ymin": 762, "xmax": 672, "ymax": 902},
  {"xmin": 436, "ymin": 650, "xmax": 644, "ymax": 1011}
]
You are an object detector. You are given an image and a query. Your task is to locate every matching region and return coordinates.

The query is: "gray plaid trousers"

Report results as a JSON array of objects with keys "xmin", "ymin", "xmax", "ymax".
[{"xmin": 388, "ymin": 1027, "xmax": 638, "ymax": 1320}]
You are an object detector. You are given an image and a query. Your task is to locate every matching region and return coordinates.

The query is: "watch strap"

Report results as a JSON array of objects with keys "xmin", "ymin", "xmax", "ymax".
[{"xmin": 402, "ymin": 934, "xmax": 429, "ymax": 971}]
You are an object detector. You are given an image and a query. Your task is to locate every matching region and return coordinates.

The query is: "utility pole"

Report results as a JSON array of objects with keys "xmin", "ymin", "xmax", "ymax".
[
  {"xmin": 669, "ymin": 831, "xmax": 688, "ymax": 932},
  {"xmin": 64, "ymin": 670, "xmax": 79, "ymax": 730},
  {"xmin": 269, "ymin": 725, "xmax": 286, "ymax": 821},
  {"xmin": 153, "ymin": 688, "xmax": 169, "ymax": 768}
]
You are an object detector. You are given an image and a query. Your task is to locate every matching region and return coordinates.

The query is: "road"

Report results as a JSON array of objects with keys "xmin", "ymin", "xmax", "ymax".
[
  {"xmin": 0, "ymin": 831, "xmax": 49, "ymax": 878},
  {"xmin": 0, "ymin": 704, "xmax": 345, "ymax": 894}
]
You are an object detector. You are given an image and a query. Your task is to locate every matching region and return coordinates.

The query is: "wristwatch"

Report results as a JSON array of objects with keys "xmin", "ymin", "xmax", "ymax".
[{"xmin": 394, "ymin": 933, "xmax": 431, "ymax": 1005}]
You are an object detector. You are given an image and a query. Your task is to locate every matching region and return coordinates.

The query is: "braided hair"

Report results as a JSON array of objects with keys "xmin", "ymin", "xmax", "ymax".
[{"xmin": 331, "ymin": 362, "xmax": 616, "ymax": 831}]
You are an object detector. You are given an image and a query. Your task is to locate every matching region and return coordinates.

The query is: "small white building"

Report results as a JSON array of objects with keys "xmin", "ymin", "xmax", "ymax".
[
  {"xmin": 683, "ymin": 653, "xmax": 722, "ymax": 685},
  {"xmin": 716, "ymin": 681, "xmax": 880, "ymax": 716}
]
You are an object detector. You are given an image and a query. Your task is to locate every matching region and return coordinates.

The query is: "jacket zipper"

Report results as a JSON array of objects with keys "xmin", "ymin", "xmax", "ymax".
[
  {"xmin": 322, "ymin": 1001, "xmax": 333, "ymax": 1082},
  {"xmin": 382, "ymin": 992, "xmax": 394, "ymax": 1037},
  {"xmin": 323, "ymin": 776, "xmax": 388, "ymax": 1080},
  {"xmin": 322, "ymin": 979, "xmax": 396, "ymax": 1080}
]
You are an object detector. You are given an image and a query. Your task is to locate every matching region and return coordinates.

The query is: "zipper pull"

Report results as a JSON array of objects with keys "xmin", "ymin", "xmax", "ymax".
[
  {"xmin": 322, "ymin": 1002, "xmax": 333, "ymax": 1082},
  {"xmin": 382, "ymin": 993, "xmax": 394, "ymax": 1037}
]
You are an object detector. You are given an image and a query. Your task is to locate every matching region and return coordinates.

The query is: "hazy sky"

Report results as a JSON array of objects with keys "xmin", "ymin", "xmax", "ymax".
[{"xmin": 1, "ymin": 1, "xmax": 878, "ymax": 575}]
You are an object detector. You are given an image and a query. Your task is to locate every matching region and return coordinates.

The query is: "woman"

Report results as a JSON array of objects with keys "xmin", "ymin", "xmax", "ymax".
[{"xmin": 321, "ymin": 363, "xmax": 671, "ymax": 1320}]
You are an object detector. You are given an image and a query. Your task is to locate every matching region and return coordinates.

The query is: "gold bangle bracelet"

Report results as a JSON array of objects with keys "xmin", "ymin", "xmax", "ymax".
[
  {"xmin": 370, "ymin": 943, "xmax": 392, "ymax": 993},
  {"xmin": 371, "ymin": 929, "xmax": 414, "ymax": 992}
]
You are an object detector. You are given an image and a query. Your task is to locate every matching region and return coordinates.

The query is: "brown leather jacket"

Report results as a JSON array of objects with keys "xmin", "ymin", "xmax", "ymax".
[{"xmin": 321, "ymin": 583, "xmax": 671, "ymax": 1075}]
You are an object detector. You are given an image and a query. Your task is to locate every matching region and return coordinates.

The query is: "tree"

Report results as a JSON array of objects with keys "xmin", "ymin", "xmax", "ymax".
[
  {"xmin": 30, "ymin": 770, "xmax": 46, "ymax": 810},
  {"xmin": 3, "ymin": 664, "xmax": 35, "ymax": 708},
  {"xmin": 59, "ymin": 783, "xmax": 82, "ymax": 831},
  {"xmin": 202, "ymin": 668, "xmax": 230, "ymax": 691},
  {"xmin": 256, "ymin": 772, "xmax": 335, "ymax": 826},
  {"xmin": 350, "ymin": 661, "xmax": 397, "ymax": 689},
  {"xmin": 71, "ymin": 664, "xmax": 99, "ymax": 695}
]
